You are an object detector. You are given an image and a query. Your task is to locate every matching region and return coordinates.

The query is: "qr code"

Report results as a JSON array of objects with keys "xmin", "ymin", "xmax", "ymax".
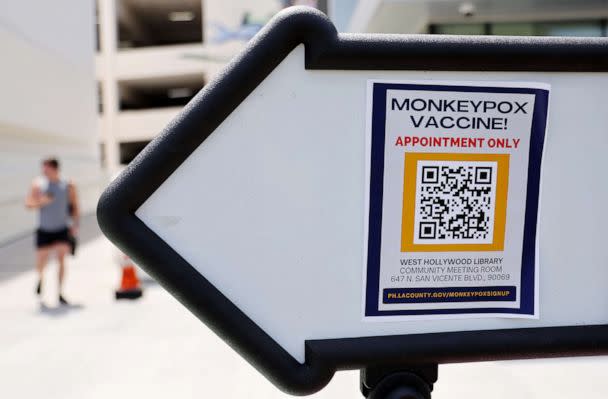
[{"xmin": 413, "ymin": 160, "xmax": 497, "ymax": 245}]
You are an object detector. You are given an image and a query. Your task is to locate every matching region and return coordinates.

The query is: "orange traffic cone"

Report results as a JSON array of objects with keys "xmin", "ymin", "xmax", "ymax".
[{"xmin": 115, "ymin": 257, "xmax": 143, "ymax": 300}]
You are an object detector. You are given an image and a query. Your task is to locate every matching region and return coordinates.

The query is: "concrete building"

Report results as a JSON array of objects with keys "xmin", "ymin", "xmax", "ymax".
[
  {"xmin": 0, "ymin": 0, "xmax": 102, "ymax": 243},
  {"xmin": 346, "ymin": 0, "xmax": 608, "ymax": 36},
  {"xmin": 96, "ymin": 0, "xmax": 319, "ymax": 171},
  {"xmin": 97, "ymin": 0, "xmax": 608, "ymax": 173}
]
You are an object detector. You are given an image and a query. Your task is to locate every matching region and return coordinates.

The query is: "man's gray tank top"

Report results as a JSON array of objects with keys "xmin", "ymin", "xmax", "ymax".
[{"xmin": 38, "ymin": 178, "xmax": 70, "ymax": 231}]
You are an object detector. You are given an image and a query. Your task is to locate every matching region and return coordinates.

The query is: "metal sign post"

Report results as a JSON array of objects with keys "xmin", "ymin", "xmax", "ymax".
[
  {"xmin": 98, "ymin": 6, "xmax": 608, "ymax": 397},
  {"xmin": 361, "ymin": 365, "xmax": 437, "ymax": 399}
]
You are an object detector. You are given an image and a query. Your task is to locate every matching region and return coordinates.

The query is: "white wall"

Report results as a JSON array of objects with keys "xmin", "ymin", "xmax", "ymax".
[
  {"xmin": 0, "ymin": 0, "xmax": 103, "ymax": 243},
  {"xmin": 95, "ymin": 44, "xmax": 229, "ymax": 82},
  {"xmin": 114, "ymin": 107, "xmax": 182, "ymax": 143},
  {"xmin": 204, "ymin": 0, "xmax": 279, "ymax": 40},
  {"xmin": 331, "ymin": 0, "xmax": 359, "ymax": 32},
  {"xmin": 349, "ymin": 0, "xmax": 429, "ymax": 33}
]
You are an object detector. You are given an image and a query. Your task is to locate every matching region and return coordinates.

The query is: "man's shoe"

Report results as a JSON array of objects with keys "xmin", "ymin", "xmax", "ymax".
[{"xmin": 58, "ymin": 295, "xmax": 69, "ymax": 306}]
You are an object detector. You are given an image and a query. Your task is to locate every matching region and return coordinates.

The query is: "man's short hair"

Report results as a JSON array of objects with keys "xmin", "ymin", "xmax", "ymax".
[{"xmin": 42, "ymin": 157, "xmax": 60, "ymax": 170}]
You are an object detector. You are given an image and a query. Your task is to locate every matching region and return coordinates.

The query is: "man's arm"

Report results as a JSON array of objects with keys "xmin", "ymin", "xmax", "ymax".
[
  {"xmin": 24, "ymin": 181, "xmax": 52, "ymax": 209},
  {"xmin": 68, "ymin": 181, "xmax": 80, "ymax": 235}
]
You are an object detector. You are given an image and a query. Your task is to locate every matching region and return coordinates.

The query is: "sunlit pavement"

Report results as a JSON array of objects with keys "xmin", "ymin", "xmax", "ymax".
[{"xmin": 1, "ymin": 222, "xmax": 608, "ymax": 398}]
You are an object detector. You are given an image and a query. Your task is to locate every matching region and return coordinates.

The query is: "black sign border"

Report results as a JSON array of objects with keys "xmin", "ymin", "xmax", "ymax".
[{"xmin": 97, "ymin": 6, "xmax": 608, "ymax": 395}]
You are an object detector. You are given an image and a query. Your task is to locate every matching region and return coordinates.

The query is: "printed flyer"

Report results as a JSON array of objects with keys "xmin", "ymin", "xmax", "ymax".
[{"xmin": 363, "ymin": 80, "xmax": 549, "ymax": 319}]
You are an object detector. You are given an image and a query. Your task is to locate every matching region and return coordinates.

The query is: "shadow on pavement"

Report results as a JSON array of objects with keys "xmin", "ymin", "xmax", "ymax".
[
  {"xmin": 38, "ymin": 302, "xmax": 85, "ymax": 317},
  {"xmin": 140, "ymin": 277, "xmax": 159, "ymax": 288}
]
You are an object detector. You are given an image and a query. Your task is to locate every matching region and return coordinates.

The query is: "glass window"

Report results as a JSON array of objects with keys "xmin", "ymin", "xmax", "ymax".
[
  {"xmin": 434, "ymin": 20, "xmax": 605, "ymax": 37},
  {"xmin": 433, "ymin": 24, "xmax": 486, "ymax": 35},
  {"xmin": 491, "ymin": 22, "xmax": 536, "ymax": 36},
  {"xmin": 535, "ymin": 21, "xmax": 603, "ymax": 37}
]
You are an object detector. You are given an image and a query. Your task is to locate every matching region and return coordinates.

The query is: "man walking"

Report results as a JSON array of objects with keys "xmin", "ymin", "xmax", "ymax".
[{"xmin": 25, "ymin": 158, "xmax": 79, "ymax": 305}]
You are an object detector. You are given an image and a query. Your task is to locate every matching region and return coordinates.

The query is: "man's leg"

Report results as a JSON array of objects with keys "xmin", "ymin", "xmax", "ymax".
[
  {"xmin": 35, "ymin": 247, "xmax": 50, "ymax": 295},
  {"xmin": 56, "ymin": 243, "xmax": 70, "ymax": 304}
]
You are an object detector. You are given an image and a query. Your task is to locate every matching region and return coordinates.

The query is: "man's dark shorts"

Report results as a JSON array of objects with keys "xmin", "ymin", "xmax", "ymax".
[{"xmin": 36, "ymin": 228, "xmax": 70, "ymax": 249}]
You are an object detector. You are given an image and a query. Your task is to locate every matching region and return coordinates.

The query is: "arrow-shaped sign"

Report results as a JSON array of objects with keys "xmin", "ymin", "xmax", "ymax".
[{"xmin": 98, "ymin": 7, "xmax": 608, "ymax": 395}]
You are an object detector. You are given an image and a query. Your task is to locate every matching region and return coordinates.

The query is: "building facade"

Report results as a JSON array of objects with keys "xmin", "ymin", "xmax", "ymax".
[
  {"xmin": 96, "ymin": 0, "xmax": 608, "ymax": 175},
  {"xmin": 347, "ymin": 0, "xmax": 608, "ymax": 36},
  {"xmin": 0, "ymin": 0, "xmax": 101, "ymax": 243},
  {"xmin": 96, "ymin": 0, "xmax": 329, "ymax": 171}
]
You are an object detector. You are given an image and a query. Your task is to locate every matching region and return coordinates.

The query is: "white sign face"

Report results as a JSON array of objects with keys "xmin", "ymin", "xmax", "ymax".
[
  {"xmin": 364, "ymin": 81, "xmax": 550, "ymax": 320},
  {"xmin": 134, "ymin": 45, "xmax": 608, "ymax": 364}
]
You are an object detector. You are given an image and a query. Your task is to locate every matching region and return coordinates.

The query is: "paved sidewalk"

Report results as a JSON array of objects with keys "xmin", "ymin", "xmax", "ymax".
[{"xmin": 1, "ymin": 225, "xmax": 608, "ymax": 398}]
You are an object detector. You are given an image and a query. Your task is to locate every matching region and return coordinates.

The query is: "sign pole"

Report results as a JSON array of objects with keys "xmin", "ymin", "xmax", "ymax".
[{"xmin": 360, "ymin": 364, "xmax": 438, "ymax": 399}]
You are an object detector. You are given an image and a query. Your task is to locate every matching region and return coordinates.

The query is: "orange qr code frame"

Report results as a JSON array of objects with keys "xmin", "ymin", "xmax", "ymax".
[{"xmin": 401, "ymin": 152, "xmax": 510, "ymax": 252}]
